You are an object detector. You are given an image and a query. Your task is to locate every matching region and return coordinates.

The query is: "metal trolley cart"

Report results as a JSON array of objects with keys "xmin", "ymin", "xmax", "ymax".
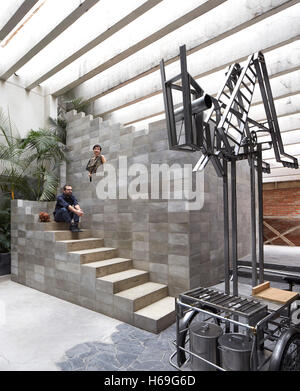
[
  {"xmin": 170, "ymin": 284, "xmax": 300, "ymax": 371},
  {"xmin": 160, "ymin": 45, "xmax": 300, "ymax": 371}
]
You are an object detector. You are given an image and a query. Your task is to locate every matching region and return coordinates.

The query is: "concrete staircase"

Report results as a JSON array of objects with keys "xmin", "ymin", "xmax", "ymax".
[{"xmin": 42, "ymin": 222, "xmax": 175, "ymax": 333}]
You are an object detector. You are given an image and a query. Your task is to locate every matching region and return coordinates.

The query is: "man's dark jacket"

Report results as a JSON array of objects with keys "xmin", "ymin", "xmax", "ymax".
[{"xmin": 53, "ymin": 194, "xmax": 79, "ymax": 216}]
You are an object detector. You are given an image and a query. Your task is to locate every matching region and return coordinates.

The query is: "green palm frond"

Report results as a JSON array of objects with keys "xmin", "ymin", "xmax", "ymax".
[
  {"xmin": 0, "ymin": 106, "xmax": 66, "ymax": 201},
  {"xmin": 0, "ymin": 194, "xmax": 11, "ymax": 252},
  {"xmin": 48, "ymin": 116, "xmax": 67, "ymax": 144},
  {"xmin": 0, "ymin": 106, "xmax": 20, "ymax": 147},
  {"xmin": 20, "ymin": 128, "xmax": 67, "ymax": 164},
  {"xmin": 38, "ymin": 169, "xmax": 59, "ymax": 201}
]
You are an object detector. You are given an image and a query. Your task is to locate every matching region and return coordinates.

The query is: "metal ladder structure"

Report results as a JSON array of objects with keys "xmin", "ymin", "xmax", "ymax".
[{"xmin": 160, "ymin": 46, "xmax": 299, "ymax": 298}]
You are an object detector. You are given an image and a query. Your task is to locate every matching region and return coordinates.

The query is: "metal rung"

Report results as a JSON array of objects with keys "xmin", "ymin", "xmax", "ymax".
[
  {"xmin": 248, "ymin": 66, "xmax": 257, "ymax": 77},
  {"xmin": 209, "ymin": 293, "xmax": 228, "ymax": 303},
  {"xmin": 212, "ymin": 295, "xmax": 234, "ymax": 305},
  {"xmin": 222, "ymin": 91, "xmax": 231, "ymax": 99},
  {"xmin": 245, "ymin": 73, "xmax": 256, "ymax": 84},
  {"xmin": 225, "ymin": 119, "xmax": 243, "ymax": 134},
  {"xmin": 241, "ymin": 81, "xmax": 254, "ymax": 94},
  {"xmin": 233, "ymin": 99, "xmax": 248, "ymax": 111},
  {"xmin": 238, "ymin": 90, "xmax": 251, "ymax": 104}
]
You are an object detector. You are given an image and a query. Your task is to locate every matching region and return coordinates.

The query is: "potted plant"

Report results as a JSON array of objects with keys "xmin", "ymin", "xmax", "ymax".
[{"xmin": 0, "ymin": 194, "xmax": 11, "ymax": 275}]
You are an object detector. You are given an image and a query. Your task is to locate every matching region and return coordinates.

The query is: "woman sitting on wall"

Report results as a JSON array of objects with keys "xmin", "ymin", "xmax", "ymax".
[{"xmin": 86, "ymin": 144, "xmax": 107, "ymax": 181}]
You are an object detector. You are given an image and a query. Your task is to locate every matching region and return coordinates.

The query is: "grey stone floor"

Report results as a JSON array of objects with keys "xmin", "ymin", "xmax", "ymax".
[
  {"xmin": 0, "ymin": 275, "xmax": 176, "ymax": 371},
  {"xmin": 56, "ymin": 323, "xmax": 176, "ymax": 371}
]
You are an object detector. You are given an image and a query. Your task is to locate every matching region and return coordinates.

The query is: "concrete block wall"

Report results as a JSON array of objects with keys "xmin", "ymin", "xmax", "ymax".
[
  {"xmin": 11, "ymin": 200, "xmax": 56, "ymax": 289},
  {"xmin": 10, "ymin": 199, "xmax": 104, "ymax": 307},
  {"xmin": 63, "ymin": 111, "xmax": 252, "ymax": 296}
]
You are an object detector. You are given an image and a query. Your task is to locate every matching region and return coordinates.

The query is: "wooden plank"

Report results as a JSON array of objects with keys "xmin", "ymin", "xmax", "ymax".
[
  {"xmin": 253, "ymin": 287, "xmax": 298, "ymax": 304},
  {"xmin": 264, "ymin": 223, "xmax": 300, "ymax": 245},
  {"xmin": 263, "ymin": 220, "xmax": 296, "ymax": 246},
  {"xmin": 252, "ymin": 281, "xmax": 270, "ymax": 295}
]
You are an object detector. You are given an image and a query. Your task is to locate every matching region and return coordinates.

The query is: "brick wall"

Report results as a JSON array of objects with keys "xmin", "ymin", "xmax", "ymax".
[
  {"xmin": 263, "ymin": 183, "xmax": 300, "ymax": 246},
  {"xmin": 263, "ymin": 187, "xmax": 300, "ymax": 217}
]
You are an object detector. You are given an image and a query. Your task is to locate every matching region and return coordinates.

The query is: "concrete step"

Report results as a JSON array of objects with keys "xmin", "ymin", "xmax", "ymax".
[
  {"xmin": 84, "ymin": 258, "xmax": 132, "ymax": 277},
  {"xmin": 134, "ymin": 296, "xmax": 176, "ymax": 333},
  {"xmin": 69, "ymin": 247, "xmax": 118, "ymax": 264},
  {"xmin": 97, "ymin": 269, "xmax": 149, "ymax": 294},
  {"xmin": 52, "ymin": 230, "xmax": 93, "ymax": 241},
  {"xmin": 57, "ymin": 237, "xmax": 104, "ymax": 251},
  {"xmin": 114, "ymin": 282, "xmax": 168, "ymax": 312},
  {"xmin": 38, "ymin": 222, "xmax": 83, "ymax": 231}
]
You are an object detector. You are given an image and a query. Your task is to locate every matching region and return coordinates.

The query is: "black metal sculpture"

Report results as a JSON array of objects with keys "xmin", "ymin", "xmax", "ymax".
[{"xmin": 160, "ymin": 45, "xmax": 298, "ymax": 297}]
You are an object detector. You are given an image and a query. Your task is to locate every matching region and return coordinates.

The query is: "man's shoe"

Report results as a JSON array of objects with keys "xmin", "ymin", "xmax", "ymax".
[
  {"xmin": 69, "ymin": 223, "xmax": 77, "ymax": 232},
  {"xmin": 74, "ymin": 223, "xmax": 83, "ymax": 232}
]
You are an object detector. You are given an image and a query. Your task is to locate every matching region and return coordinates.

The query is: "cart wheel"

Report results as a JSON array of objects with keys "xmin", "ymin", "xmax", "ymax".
[{"xmin": 269, "ymin": 327, "xmax": 300, "ymax": 371}]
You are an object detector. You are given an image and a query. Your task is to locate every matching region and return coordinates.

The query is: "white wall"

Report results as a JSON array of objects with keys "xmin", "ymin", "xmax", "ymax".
[{"xmin": 0, "ymin": 76, "xmax": 49, "ymax": 138}]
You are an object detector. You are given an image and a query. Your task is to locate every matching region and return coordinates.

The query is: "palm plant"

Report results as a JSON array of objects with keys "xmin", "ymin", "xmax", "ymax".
[
  {"xmin": 0, "ymin": 193, "xmax": 11, "ymax": 253},
  {"xmin": 48, "ymin": 116, "xmax": 67, "ymax": 145},
  {"xmin": 19, "ymin": 128, "xmax": 67, "ymax": 201},
  {"xmin": 0, "ymin": 107, "xmax": 31, "ymax": 199},
  {"xmin": 0, "ymin": 106, "xmax": 67, "ymax": 201}
]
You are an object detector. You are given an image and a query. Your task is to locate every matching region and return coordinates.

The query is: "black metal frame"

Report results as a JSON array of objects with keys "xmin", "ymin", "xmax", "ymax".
[
  {"xmin": 160, "ymin": 45, "xmax": 298, "ymax": 297},
  {"xmin": 160, "ymin": 45, "xmax": 300, "ymax": 371}
]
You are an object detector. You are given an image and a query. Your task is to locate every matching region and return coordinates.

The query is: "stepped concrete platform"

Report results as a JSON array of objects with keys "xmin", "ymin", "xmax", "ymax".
[
  {"xmin": 97, "ymin": 269, "xmax": 149, "ymax": 293},
  {"xmin": 134, "ymin": 296, "xmax": 176, "ymax": 334},
  {"xmin": 52, "ymin": 230, "xmax": 94, "ymax": 241},
  {"xmin": 89, "ymin": 258, "xmax": 133, "ymax": 277},
  {"xmin": 115, "ymin": 282, "xmax": 168, "ymax": 312},
  {"xmin": 58, "ymin": 238, "xmax": 105, "ymax": 252},
  {"xmin": 70, "ymin": 247, "xmax": 118, "ymax": 264},
  {"xmin": 11, "ymin": 205, "xmax": 175, "ymax": 333}
]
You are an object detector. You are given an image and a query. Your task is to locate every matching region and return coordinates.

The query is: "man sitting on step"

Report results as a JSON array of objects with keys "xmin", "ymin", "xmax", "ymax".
[{"xmin": 53, "ymin": 185, "xmax": 84, "ymax": 232}]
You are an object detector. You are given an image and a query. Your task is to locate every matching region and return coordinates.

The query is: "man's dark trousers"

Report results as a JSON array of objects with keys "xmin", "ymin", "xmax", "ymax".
[{"xmin": 54, "ymin": 207, "xmax": 79, "ymax": 223}]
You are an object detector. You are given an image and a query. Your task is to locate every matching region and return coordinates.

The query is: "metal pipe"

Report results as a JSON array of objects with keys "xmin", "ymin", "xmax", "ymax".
[
  {"xmin": 250, "ymin": 151, "xmax": 257, "ymax": 287},
  {"xmin": 175, "ymin": 345, "xmax": 226, "ymax": 371},
  {"xmin": 257, "ymin": 145, "xmax": 264, "ymax": 284},
  {"xmin": 231, "ymin": 159, "xmax": 238, "ymax": 298},
  {"xmin": 223, "ymin": 159, "xmax": 230, "ymax": 295},
  {"xmin": 178, "ymin": 300, "xmax": 255, "ymax": 331},
  {"xmin": 232, "ymin": 265, "xmax": 300, "ymax": 279},
  {"xmin": 174, "ymin": 94, "xmax": 212, "ymax": 122}
]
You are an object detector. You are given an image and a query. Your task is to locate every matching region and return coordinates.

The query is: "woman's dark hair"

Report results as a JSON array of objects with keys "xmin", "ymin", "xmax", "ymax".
[{"xmin": 93, "ymin": 144, "xmax": 102, "ymax": 150}]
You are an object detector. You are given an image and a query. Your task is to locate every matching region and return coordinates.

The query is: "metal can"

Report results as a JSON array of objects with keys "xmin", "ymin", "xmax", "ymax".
[
  {"xmin": 218, "ymin": 333, "xmax": 253, "ymax": 371},
  {"xmin": 189, "ymin": 321, "xmax": 223, "ymax": 371}
]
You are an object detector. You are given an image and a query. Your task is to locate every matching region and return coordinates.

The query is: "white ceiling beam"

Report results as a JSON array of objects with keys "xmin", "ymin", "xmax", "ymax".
[
  {"xmin": 265, "ymin": 166, "xmax": 300, "ymax": 177},
  {"xmin": 24, "ymin": 0, "xmax": 162, "ymax": 90},
  {"xmin": 47, "ymin": 0, "xmax": 235, "ymax": 96},
  {"xmin": 0, "ymin": 0, "xmax": 100, "ymax": 81},
  {"xmin": 102, "ymin": 46, "xmax": 300, "ymax": 127},
  {"xmin": 263, "ymin": 174, "xmax": 300, "ymax": 182},
  {"xmin": 93, "ymin": 54, "xmax": 300, "ymax": 117},
  {"xmin": 0, "ymin": 0, "xmax": 39, "ymax": 41},
  {"xmin": 118, "ymin": 92, "xmax": 300, "ymax": 128},
  {"xmin": 258, "ymin": 113, "xmax": 300, "ymax": 139},
  {"xmin": 73, "ymin": 0, "xmax": 299, "ymax": 104},
  {"xmin": 249, "ymin": 95, "xmax": 300, "ymax": 123},
  {"xmin": 262, "ymin": 140, "xmax": 300, "ymax": 160},
  {"xmin": 260, "ymin": 128, "xmax": 300, "ymax": 146}
]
